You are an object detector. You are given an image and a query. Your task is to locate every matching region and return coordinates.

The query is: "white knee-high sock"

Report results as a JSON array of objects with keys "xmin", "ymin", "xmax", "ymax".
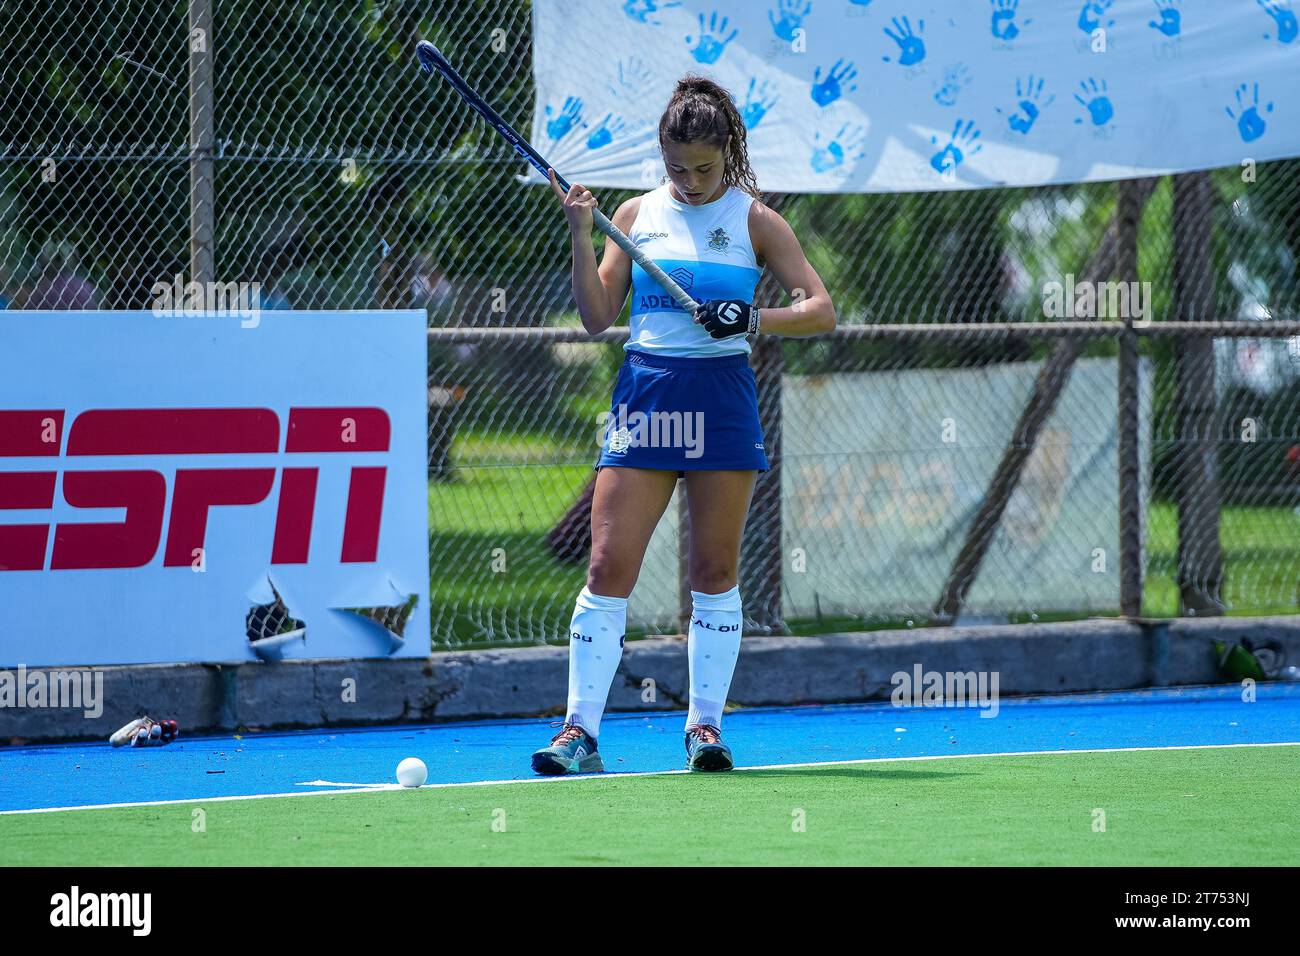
[
  {"xmin": 686, "ymin": 586, "xmax": 743, "ymax": 730},
  {"xmin": 565, "ymin": 586, "xmax": 628, "ymax": 738}
]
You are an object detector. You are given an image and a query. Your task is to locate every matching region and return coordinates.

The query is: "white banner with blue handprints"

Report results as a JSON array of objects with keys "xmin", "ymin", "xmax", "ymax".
[{"xmin": 528, "ymin": 0, "xmax": 1300, "ymax": 193}]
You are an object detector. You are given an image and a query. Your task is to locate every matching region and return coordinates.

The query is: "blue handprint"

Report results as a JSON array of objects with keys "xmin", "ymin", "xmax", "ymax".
[
  {"xmin": 1148, "ymin": 0, "xmax": 1181, "ymax": 37},
  {"xmin": 929, "ymin": 119, "xmax": 982, "ymax": 176},
  {"xmin": 991, "ymin": 0, "xmax": 1031, "ymax": 40},
  {"xmin": 1225, "ymin": 82, "xmax": 1273, "ymax": 142},
  {"xmin": 1073, "ymin": 77, "xmax": 1113, "ymax": 126},
  {"xmin": 739, "ymin": 77, "xmax": 780, "ymax": 129},
  {"xmin": 1077, "ymin": 0, "xmax": 1115, "ymax": 34},
  {"xmin": 545, "ymin": 97, "xmax": 584, "ymax": 141},
  {"xmin": 1259, "ymin": 0, "xmax": 1298, "ymax": 43},
  {"xmin": 933, "ymin": 63, "xmax": 972, "ymax": 107},
  {"xmin": 996, "ymin": 75, "xmax": 1054, "ymax": 134},
  {"xmin": 811, "ymin": 123, "xmax": 867, "ymax": 174},
  {"xmin": 623, "ymin": 0, "xmax": 683, "ymax": 25},
  {"xmin": 686, "ymin": 11, "xmax": 739, "ymax": 64},
  {"xmin": 586, "ymin": 114, "xmax": 627, "ymax": 150},
  {"xmin": 883, "ymin": 16, "xmax": 926, "ymax": 66},
  {"xmin": 811, "ymin": 59, "xmax": 858, "ymax": 107},
  {"xmin": 608, "ymin": 56, "xmax": 652, "ymax": 98},
  {"xmin": 769, "ymin": 0, "xmax": 812, "ymax": 43}
]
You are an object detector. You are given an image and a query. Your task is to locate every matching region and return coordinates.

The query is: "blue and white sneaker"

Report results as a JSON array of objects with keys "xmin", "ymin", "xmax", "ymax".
[
  {"xmin": 531, "ymin": 723, "xmax": 604, "ymax": 775},
  {"xmin": 685, "ymin": 724, "xmax": 733, "ymax": 772}
]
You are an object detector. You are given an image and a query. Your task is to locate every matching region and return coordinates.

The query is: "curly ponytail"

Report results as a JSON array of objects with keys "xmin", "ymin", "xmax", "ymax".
[{"xmin": 658, "ymin": 74, "xmax": 759, "ymax": 197}]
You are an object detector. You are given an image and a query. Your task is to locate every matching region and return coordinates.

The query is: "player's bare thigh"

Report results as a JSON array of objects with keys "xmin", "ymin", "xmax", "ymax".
[
  {"xmin": 587, "ymin": 466, "xmax": 679, "ymax": 598},
  {"xmin": 684, "ymin": 470, "xmax": 758, "ymax": 594}
]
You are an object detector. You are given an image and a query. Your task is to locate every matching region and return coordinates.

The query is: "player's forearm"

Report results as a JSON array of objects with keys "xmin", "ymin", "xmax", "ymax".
[
  {"xmin": 569, "ymin": 234, "xmax": 615, "ymax": 333},
  {"xmin": 757, "ymin": 296, "xmax": 836, "ymax": 337}
]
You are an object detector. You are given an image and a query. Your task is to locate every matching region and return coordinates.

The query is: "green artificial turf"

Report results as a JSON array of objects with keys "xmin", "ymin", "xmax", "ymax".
[{"xmin": 4, "ymin": 745, "xmax": 1296, "ymax": 866}]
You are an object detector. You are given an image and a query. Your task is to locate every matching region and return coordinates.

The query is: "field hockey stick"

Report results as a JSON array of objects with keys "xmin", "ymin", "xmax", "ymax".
[{"xmin": 414, "ymin": 39, "xmax": 701, "ymax": 313}]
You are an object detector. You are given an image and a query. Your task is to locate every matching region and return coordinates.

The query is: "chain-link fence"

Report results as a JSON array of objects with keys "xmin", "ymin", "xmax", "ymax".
[{"xmin": 3, "ymin": 2, "xmax": 1299, "ymax": 648}]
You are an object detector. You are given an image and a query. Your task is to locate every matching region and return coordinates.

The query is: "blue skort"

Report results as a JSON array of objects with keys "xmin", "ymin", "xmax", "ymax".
[{"xmin": 595, "ymin": 349, "xmax": 770, "ymax": 473}]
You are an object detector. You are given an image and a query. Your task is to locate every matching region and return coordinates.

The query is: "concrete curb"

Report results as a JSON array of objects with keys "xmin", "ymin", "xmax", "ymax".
[{"xmin": 3, "ymin": 616, "xmax": 1298, "ymax": 744}]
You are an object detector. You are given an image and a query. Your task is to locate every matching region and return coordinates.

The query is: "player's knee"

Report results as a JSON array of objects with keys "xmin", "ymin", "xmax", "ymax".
[
  {"xmin": 688, "ymin": 564, "xmax": 737, "ymax": 595},
  {"xmin": 586, "ymin": 553, "xmax": 635, "ymax": 599}
]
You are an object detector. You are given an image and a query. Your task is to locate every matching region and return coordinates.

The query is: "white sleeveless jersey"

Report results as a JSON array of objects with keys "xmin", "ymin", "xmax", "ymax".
[{"xmin": 624, "ymin": 183, "xmax": 762, "ymax": 357}]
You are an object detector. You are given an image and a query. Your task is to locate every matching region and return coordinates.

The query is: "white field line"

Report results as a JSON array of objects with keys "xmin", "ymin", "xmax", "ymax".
[{"xmin": 1, "ymin": 740, "xmax": 1297, "ymax": 817}]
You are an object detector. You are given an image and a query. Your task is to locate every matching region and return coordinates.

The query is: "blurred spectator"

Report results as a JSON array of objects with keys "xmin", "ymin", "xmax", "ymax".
[
  {"xmin": 411, "ymin": 251, "xmax": 455, "ymax": 317},
  {"xmin": 414, "ymin": 250, "xmax": 481, "ymax": 369},
  {"xmin": 253, "ymin": 242, "xmax": 297, "ymax": 311},
  {"xmin": 256, "ymin": 284, "xmax": 293, "ymax": 311},
  {"xmin": 416, "ymin": 251, "xmax": 467, "ymax": 483},
  {"xmin": 109, "ymin": 257, "xmax": 186, "ymax": 310},
  {"xmin": 26, "ymin": 240, "xmax": 98, "ymax": 309},
  {"xmin": 548, "ymin": 475, "xmax": 596, "ymax": 564}
]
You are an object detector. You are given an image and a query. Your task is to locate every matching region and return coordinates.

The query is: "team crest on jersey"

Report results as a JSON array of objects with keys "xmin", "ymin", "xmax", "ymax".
[{"xmin": 706, "ymin": 227, "xmax": 731, "ymax": 252}]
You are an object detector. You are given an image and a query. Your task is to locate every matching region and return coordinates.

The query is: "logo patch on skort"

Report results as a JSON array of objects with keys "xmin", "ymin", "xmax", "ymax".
[
  {"xmin": 608, "ymin": 427, "xmax": 632, "ymax": 454},
  {"xmin": 706, "ymin": 227, "xmax": 731, "ymax": 252}
]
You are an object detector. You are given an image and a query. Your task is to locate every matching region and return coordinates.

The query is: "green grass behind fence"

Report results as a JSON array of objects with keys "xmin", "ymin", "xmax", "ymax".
[{"xmin": 427, "ymin": 431, "xmax": 1300, "ymax": 646}]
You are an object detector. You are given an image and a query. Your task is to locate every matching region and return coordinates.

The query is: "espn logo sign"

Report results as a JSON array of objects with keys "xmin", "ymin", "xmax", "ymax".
[{"xmin": 0, "ymin": 407, "xmax": 390, "ymax": 572}]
